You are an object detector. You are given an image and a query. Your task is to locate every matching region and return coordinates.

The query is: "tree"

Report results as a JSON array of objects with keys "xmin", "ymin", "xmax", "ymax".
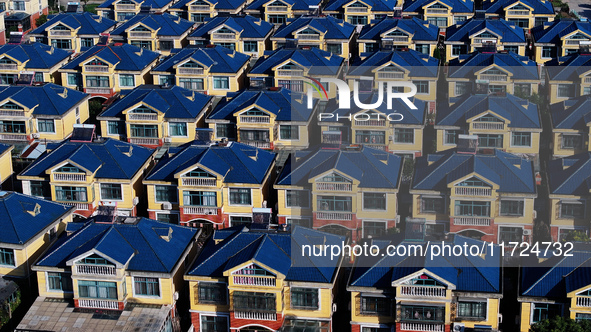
[
  {"xmin": 530, "ymin": 316, "xmax": 591, "ymax": 332},
  {"xmin": 35, "ymin": 14, "xmax": 48, "ymax": 27},
  {"xmin": 564, "ymin": 230, "xmax": 590, "ymax": 243}
]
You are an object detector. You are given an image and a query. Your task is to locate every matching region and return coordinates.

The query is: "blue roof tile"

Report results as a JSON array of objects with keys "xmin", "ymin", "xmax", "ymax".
[
  {"xmin": 110, "ymin": 13, "xmax": 194, "ymax": 37},
  {"xmin": 0, "ymin": 84, "xmax": 88, "ymax": 116},
  {"xmin": 551, "ymin": 96, "xmax": 591, "ymax": 131},
  {"xmin": 30, "ymin": 12, "xmax": 116, "ymax": 35},
  {"xmin": 482, "ymin": 0, "xmax": 553, "ymax": 15},
  {"xmin": 403, "ymin": 0, "xmax": 473, "ymax": 14},
  {"xmin": 189, "ymin": 15, "xmax": 273, "ymax": 39},
  {"xmin": 548, "ymin": 152, "xmax": 591, "ymax": 196},
  {"xmin": 448, "ymin": 51, "xmax": 539, "ymax": 80},
  {"xmin": 98, "ymin": 0, "xmax": 172, "ymax": 9},
  {"xmin": 0, "ymin": 43, "xmax": 71, "ymax": 70},
  {"xmin": 358, "ymin": 17, "xmax": 439, "ymax": 42},
  {"xmin": 61, "ymin": 44, "xmax": 159, "ymax": 71},
  {"xmin": 349, "ymin": 49, "xmax": 439, "ymax": 78},
  {"xmin": 246, "ymin": 0, "xmax": 321, "ymax": 12},
  {"xmin": 171, "ymin": 0, "xmax": 247, "ymax": 10},
  {"xmin": 151, "ymin": 46, "xmax": 249, "ymax": 74},
  {"xmin": 325, "ymin": 0, "xmax": 398, "ymax": 12},
  {"xmin": 532, "ymin": 20, "xmax": 591, "ymax": 44},
  {"xmin": 273, "ymin": 16, "xmax": 355, "ymax": 40},
  {"xmin": 545, "ymin": 53, "xmax": 591, "ymax": 81},
  {"xmin": 446, "ymin": 18, "xmax": 526, "ymax": 43},
  {"xmin": 249, "ymin": 47, "xmax": 344, "ymax": 76}
]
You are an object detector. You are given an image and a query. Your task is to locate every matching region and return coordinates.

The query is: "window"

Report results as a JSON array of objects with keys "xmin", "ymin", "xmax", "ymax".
[
  {"xmin": 230, "ymin": 216, "xmax": 252, "ymax": 226},
  {"xmin": 130, "ymin": 40, "xmax": 152, "ymax": 50},
  {"xmin": 415, "ymin": 44, "xmax": 429, "ymax": 55},
  {"xmin": 13, "ymin": 1, "xmax": 25, "ymax": 10},
  {"xmin": 401, "ymin": 305, "xmax": 444, "ymax": 322},
  {"xmin": 500, "ymin": 200, "xmax": 524, "ymax": 216},
  {"xmin": 190, "ymin": 13, "xmax": 210, "ymax": 23},
  {"xmin": 364, "ymin": 221, "xmax": 387, "ymax": 238},
  {"xmin": 454, "ymin": 200, "xmax": 490, "ymax": 217},
  {"xmin": 557, "ymin": 84, "xmax": 575, "ymax": 98},
  {"xmin": 37, "ymin": 119, "xmax": 55, "ymax": 133},
  {"xmin": 86, "ymin": 76, "xmax": 109, "ymax": 87},
  {"xmin": 327, "ymin": 43, "xmax": 342, "ymax": 54},
  {"xmin": 532, "ymin": 303, "xmax": 561, "ymax": 323},
  {"xmin": 347, "ymin": 15, "xmax": 368, "ymax": 25},
  {"xmin": 499, "ymin": 226, "xmax": 523, "ymax": 242},
  {"xmin": 0, "ymin": 120, "xmax": 25, "ymax": 133},
  {"xmin": 457, "ymin": 301, "xmax": 486, "ymax": 319},
  {"xmin": 287, "ymin": 218, "xmax": 312, "ymax": 228},
  {"xmin": 51, "ymin": 39, "xmax": 72, "ymax": 50},
  {"xmin": 504, "ymin": 45, "xmax": 519, "ymax": 53},
  {"xmin": 413, "ymin": 81, "xmax": 429, "ymax": 94},
  {"xmin": 534, "ymin": 18, "xmax": 548, "ymax": 27},
  {"xmin": 452, "ymin": 45, "xmax": 467, "ymax": 56},
  {"xmin": 363, "ymin": 193, "xmax": 386, "ymax": 210},
  {"xmin": 577, "ymin": 313, "xmax": 591, "ymax": 322},
  {"xmin": 542, "ymin": 46, "xmax": 554, "ymax": 59},
  {"xmin": 317, "ymin": 196, "xmax": 352, "ymax": 212},
  {"xmin": 213, "ymin": 77, "xmax": 229, "ymax": 90},
  {"xmin": 584, "ymin": 86, "xmax": 591, "ymax": 96},
  {"xmin": 454, "ymin": 16, "xmax": 467, "ymax": 24},
  {"xmin": 160, "ymin": 40, "xmax": 173, "ymax": 51},
  {"xmin": 361, "ymin": 297, "xmax": 391, "ymax": 315},
  {"xmin": 160, "ymin": 75, "xmax": 175, "ymax": 86},
  {"xmin": 0, "ymin": 248, "xmax": 14, "ymax": 266},
  {"xmin": 55, "ymin": 186, "xmax": 87, "ymax": 202},
  {"xmin": 561, "ymin": 134, "xmax": 582, "ymax": 149},
  {"xmin": 34, "ymin": 72, "xmax": 44, "ymax": 82},
  {"xmin": 444, "ymin": 130, "xmax": 461, "ymax": 144},
  {"xmin": 244, "ymin": 41, "xmax": 258, "ymax": 53},
  {"xmin": 30, "ymin": 181, "xmax": 48, "ymax": 197},
  {"xmin": 286, "ymin": 190, "xmax": 309, "ymax": 207},
  {"xmin": 454, "ymin": 82, "xmax": 469, "ymax": 96},
  {"xmin": 234, "ymin": 291, "xmax": 275, "ymax": 311},
  {"xmin": 179, "ymin": 78, "xmax": 204, "ymax": 91},
  {"xmin": 365, "ymin": 43, "xmax": 378, "ymax": 53},
  {"xmin": 134, "ymin": 277, "xmax": 160, "ymax": 296},
  {"xmin": 117, "ymin": 12, "xmax": 135, "ymax": 21},
  {"xmin": 478, "ymin": 134, "xmax": 503, "ymax": 148},
  {"xmin": 394, "ymin": 128, "xmax": 414, "ymax": 143},
  {"xmin": 100, "ymin": 183, "xmax": 122, "ymax": 200},
  {"xmin": 198, "ymin": 282, "xmax": 227, "ymax": 304},
  {"xmin": 427, "ymin": 17, "xmax": 447, "ymax": 27},
  {"xmin": 201, "ymin": 316, "xmax": 228, "ymax": 332},
  {"xmin": 119, "ymin": 74, "xmax": 134, "ymax": 87},
  {"xmin": 361, "ymin": 328, "xmax": 390, "ymax": 332},
  {"xmin": 216, "ymin": 123, "xmax": 236, "ymax": 139},
  {"xmin": 214, "ymin": 42, "xmax": 236, "ymax": 50},
  {"xmin": 169, "ymin": 122, "xmax": 187, "ymax": 137},
  {"xmin": 508, "ymin": 18, "xmax": 529, "ymax": 28},
  {"xmin": 107, "ymin": 121, "xmax": 122, "ymax": 135},
  {"xmin": 279, "ymin": 125, "xmax": 299, "ymax": 140},
  {"xmin": 47, "ymin": 272, "xmax": 73, "ymax": 292},
  {"xmin": 268, "ymin": 14, "xmax": 287, "ymax": 24},
  {"xmin": 421, "ymin": 197, "xmax": 444, "ymax": 214},
  {"xmin": 81, "ymin": 38, "xmax": 94, "ymax": 48},
  {"xmin": 183, "ymin": 191, "xmax": 217, "ymax": 206},
  {"xmin": 156, "ymin": 213, "xmax": 179, "ymax": 224},
  {"xmin": 229, "ymin": 188, "xmax": 251, "ymax": 205},
  {"xmin": 560, "ymin": 201, "xmax": 584, "ymax": 218},
  {"xmin": 356, "ymin": 130, "xmax": 385, "ymax": 144},
  {"xmin": 291, "ymin": 288, "xmax": 318, "ymax": 310},
  {"xmin": 515, "ymin": 83, "xmax": 531, "ymax": 96},
  {"xmin": 78, "ymin": 280, "xmax": 117, "ymax": 299},
  {"xmin": 67, "ymin": 73, "xmax": 79, "ymax": 86},
  {"xmin": 130, "ymin": 124, "xmax": 158, "ymax": 137},
  {"xmin": 512, "ymin": 132, "xmax": 531, "ymax": 147},
  {"xmin": 155, "ymin": 185, "xmax": 177, "ymax": 202}
]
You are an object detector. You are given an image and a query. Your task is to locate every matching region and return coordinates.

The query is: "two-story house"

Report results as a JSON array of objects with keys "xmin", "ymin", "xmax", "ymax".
[
  {"xmin": 18, "ymin": 136, "xmax": 155, "ymax": 217},
  {"xmin": 545, "ymin": 53, "xmax": 591, "ymax": 104},
  {"xmin": 271, "ymin": 16, "xmax": 355, "ymax": 59},
  {"xmin": 188, "ymin": 16, "xmax": 273, "ymax": 58},
  {"xmin": 550, "ymin": 96, "xmax": 591, "ymax": 157},
  {"xmin": 143, "ymin": 140, "xmax": 276, "ymax": 229},
  {"xmin": 97, "ymin": 85, "xmax": 213, "ymax": 147},
  {"xmin": 28, "ymin": 12, "xmax": 117, "ymax": 52},
  {"xmin": 109, "ymin": 13, "xmax": 195, "ymax": 54},
  {"xmin": 97, "ymin": 0, "xmax": 174, "ymax": 21},
  {"xmin": 357, "ymin": 17, "xmax": 439, "ymax": 58},
  {"xmin": 0, "ymin": 43, "xmax": 71, "ymax": 86},
  {"xmin": 244, "ymin": 0, "xmax": 323, "ymax": 25},
  {"xmin": 323, "ymin": 0, "xmax": 400, "ymax": 26},
  {"xmin": 0, "ymin": 143, "xmax": 12, "ymax": 187},
  {"xmin": 445, "ymin": 19, "xmax": 527, "ymax": 62},
  {"xmin": 206, "ymin": 88, "xmax": 316, "ymax": 150},
  {"xmin": 531, "ymin": 20, "xmax": 591, "ymax": 64},
  {"xmin": 150, "ymin": 46, "xmax": 250, "ymax": 95},
  {"xmin": 275, "ymin": 145, "xmax": 403, "ymax": 241},
  {"xmin": 0, "ymin": 84, "xmax": 90, "ymax": 143},
  {"xmin": 435, "ymin": 93, "xmax": 542, "ymax": 155},
  {"xmin": 168, "ymin": 0, "xmax": 250, "ymax": 23},
  {"xmin": 410, "ymin": 149, "xmax": 537, "ymax": 241},
  {"xmin": 1, "ymin": 0, "xmax": 49, "ymax": 34},
  {"xmin": 59, "ymin": 44, "xmax": 160, "ymax": 99},
  {"xmin": 348, "ymin": 236, "xmax": 502, "ymax": 332},
  {"xmin": 16, "ymin": 217, "xmax": 199, "ymax": 331},
  {"xmin": 185, "ymin": 225, "xmax": 345, "ymax": 332},
  {"xmin": 482, "ymin": 0, "xmax": 554, "ymax": 30},
  {"xmin": 402, "ymin": 0, "xmax": 473, "ymax": 28}
]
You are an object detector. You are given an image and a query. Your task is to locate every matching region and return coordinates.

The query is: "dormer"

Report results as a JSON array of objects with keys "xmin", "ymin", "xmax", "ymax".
[
  {"xmin": 395, "ymin": 272, "xmax": 449, "ymax": 298},
  {"xmin": 345, "ymin": 0, "xmax": 370, "ymax": 13},
  {"xmin": 381, "ymin": 28, "xmax": 410, "ymax": 43},
  {"xmin": 210, "ymin": 26, "xmax": 238, "ymax": 40},
  {"xmin": 505, "ymin": 3, "xmax": 531, "ymax": 16},
  {"xmin": 451, "ymin": 175, "xmax": 495, "ymax": 197},
  {"xmin": 83, "ymin": 58, "xmax": 110, "ymax": 73},
  {"xmin": 50, "ymin": 162, "xmax": 91, "ymax": 183},
  {"xmin": 294, "ymin": 27, "xmax": 322, "ymax": 41},
  {"xmin": 424, "ymin": 2, "xmax": 449, "ymax": 15},
  {"xmin": 274, "ymin": 61, "xmax": 305, "ymax": 77},
  {"xmin": 178, "ymin": 166, "xmax": 218, "ymax": 187},
  {"xmin": 227, "ymin": 263, "xmax": 278, "ymax": 287},
  {"xmin": 574, "ymin": 287, "xmax": 591, "ymax": 308},
  {"xmin": 476, "ymin": 66, "xmax": 510, "ymax": 82},
  {"xmin": 469, "ymin": 112, "xmax": 507, "ymax": 131},
  {"xmin": 236, "ymin": 107, "xmax": 273, "ymax": 124},
  {"xmin": 189, "ymin": 0, "xmax": 212, "ymax": 12},
  {"xmin": 0, "ymin": 100, "xmax": 26, "ymax": 117},
  {"xmin": 125, "ymin": 104, "xmax": 160, "ymax": 121},
  {"xmin": 128, "ymin": 24, "xmax": 154, "ymax": 39},
  {"xmin": 49, "ymin": 23, "xmax": 73, "ymax": 37},
  {"xmin": 471, "ymin": 30, "xmax": 500, "ymax": 44},
  {"xmin": 176, "ymin": 60, "xmax": 205, "ymax": 75},
  {"xmin": 265, "ymin": 0, "xmax": 289, "ymax": 12},
  {"xmin": 114, "ymin": 0, "xmax": 137, "ymax": 11},
  {"xmin": 313, "ymin": 171, "xmax": 353, "ymax": 191},
  {"xmin": 563, "ymin": 32, "xmax": 591, "ymax": 46},
  {"xmin": 374, "ymin": 63, "xmax": 407, "ymax": 79}
]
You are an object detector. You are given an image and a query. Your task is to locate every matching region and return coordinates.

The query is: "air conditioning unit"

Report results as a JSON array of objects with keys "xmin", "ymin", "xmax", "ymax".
[
  {"xmin": 332, "ymin": 303, "xmax": 337, "ymax": 313},
  {"xmin": 162, "ymin": 202, "xmax": 172, "ymax": 210},
  {"xmin": 523, "ymin": 229, "xmax": 532, "ymax": 236},
  {"xmin": 32, "ymin": 133, "xmax": 40, "ymax": 139},
  {"xmin": 452, "ymin": 323, "xmax": 465, "ymax": 332},
  {"xmin": 164, "ymin": 137, "xmax": 172, "ymax": 143},
  {"xmin": 133, "ymin": 197, "xmax": 139, "ymax": 205},
  {"xmin": 533, "ymin": 210, "xmax": 537, "ymax": 219}
]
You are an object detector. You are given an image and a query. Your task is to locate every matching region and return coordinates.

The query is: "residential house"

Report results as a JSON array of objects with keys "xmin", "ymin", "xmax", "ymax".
[
  {"xmin": 482, "ymin": 0, "xmax": 554, "ymax": 30},
  {"xmin": 188, "ymin": 16, "xmax": 273, "ymax": 58},
  {"xmin": 109, "ymin": 13, "xmax": 195, "ymax": 54},
  {"xmin": 206, "ymin": 88, "xmax": 316, "ymax": 150},
  {"xmin": 274, "ymin": 145, "xmax": 403, "ymax": 241},
  {"xmin": 184, "ymin": 225, "xmax": 345, "ymax": 332},
  {"xmin": 550, "ymin": 96, "xmax": 591, "ymax": 157},
  {"xmin": 531, "ymin": 20, "xmax": 591, "ymax": 64},
  {"xmin": 168, "ymin": 0, "xmax": 250, "ymax": 23},
  {"xmin": 545, "ymin": 53, "xmax": 591, "ymax": 104},
  {"xmin": 143, "ymin": 141, "xmax": 276, "ymax": 229},
  {"xmin": 0, "ymin": 84, "xmax": 90, "ymax": 143},
  {"xmin": 357, "ymin": 17, "xmax": 439, "ymax": 58},
  {"xmin": 402, "ymin": 0, "xmax": 473, "ymax": 28},
  {"xmin": 435, "ymin": 94, "xmax": 542, "ymax": 156},
  {"xmin": 348, "ymin": 236, "xmax": 502, "ymax": 332},
  {"xmin": 445, "ymin": 18, "xmax": 527, "ymax": 62},
  {"xmin": 59, "ymin": 44, "xmax": 160, "ymax": 99},
  {"xmin": 0, "ymin": 143, "xmax": 12, "ymax": 187},
  {"xmin": 28, "ymin": 12, "xmax": 117, "ymax": 53},
  {"xmin": 0, "ymin": 13, "xmax": 5, "ymax": 45},
  {"xmin": 97, "ymin": 0, "xmax": 174, "ymax": 21},
  {"xmin": 447, "ymin": 51, "xmax": 540, "ymax": 99},
  {"xmin": 410, "ymin": 149, "xmax": 537, "ymax": 241},
  {"xmin": 271, "ymin": 16, "xmax": 355, "ymax": 59},
  {"xmin": 244, "ymin": 0, "xmax": 323, "ymax": 25},
  {"xmin": 0, "ymin": 43, "xmax": 71, "ymax": 85},
  {"xmin": 323, "ymin": 0, "xmax": 400, "ymax": 26},
  {"xmin": 1, "ymin": 0, "xmax": 49, "ymax": 33},
  {"xmin": 18, "ymin": 136, "xmax": 155, "ymax": 217},
  {"xmin": 248, "ymin": 47, "xmax": 345, "ymax": 98},
  {"xmin": 16, "ymin": 217, "xmax": 199, "ymax": 331},
  {"xmin": 150, "ymin": 46, "xmax": 250, "ymax": 95}
]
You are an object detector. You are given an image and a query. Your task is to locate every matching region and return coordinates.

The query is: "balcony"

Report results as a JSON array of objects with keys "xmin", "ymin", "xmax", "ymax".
[
  {"xmin": 297, "ymin": 34, "xmax": 320, "ymax": 40},
  {"xmin": 50, "ymin": 30, "xmax": 72, "ymax": 36},
  {"xmin": 128, "ymin": 113, "xmax": 158, "ymax": 121},
  {"xmin": 383, "ymin": 36, "xmax": 408, "ymax": 43},
  {"xmin": 76, "ymin": 264, "xmax": 116, "ymax": 276},
  {"xmin": 54, "ymin": 173, "xmax": 86, "ymax": 182},
  {"xmin": 454, "ymin": 187, "xmax": 492, "ymax": 196},
  {"xmin": 426, "ymin": 8, "xmax": 447, "ymax": 14},
  {"xmin": 178, "ymin": 67, "xmax": 204, "ymax": 75},
  {"xmin": 190, "ymin": 4, "xmax": 210, "ymax": 10},
  {"xmin": 400, "ymin": 323, "xmax": 444, "ymax": 332},
  {"xmin": 0, "ymin": 133, "xmax": 27, "ymax": 141},
  {"xmin": 316, "ymin": 212, "xmax": 353, "ymax": 221},
  {"xmin": 0, "ymin": 64, "xmax": 17, "ymax": 70},
  {"xmin": 84, "ymin": 87, "xmax": 112, "ymax": 95},
  {"xmin": 507, "ymin": 10, "xmax": 529, "ymax": 15},
  {"xmin": 453, "ymin": 217, "xmax": 491, "ymax": 226},
  {"xmin": 577, "ymin": 297, "xmax": 591, "ymax": 307},
  {"xmin": 129, "ymin": 138, "xmax": 159, "ymax": 145},
  {"xmin": 212, "ymin": 33, "xmax": 236, "ymax": 39},
  {"xmin": 233, "ymin": 275, "xmax": 276, "ymax": 287},
  {"xmin": 363, "ymin": 143, "xmax": 387, "ymax": 151},
  {"xmin": 0, "ymin": 110, "xmax": 24, "ymax": 117},
  {"xmin": 267, "ymin": 5, "xmax": 287, "ymax": 11},
  {"xmin": 183, "ymin": 206, "xmax": 218, "ymax": 215},
  {"xmin": 473, "ymin": 38, "xmax": 497, "ymax": 44},
  {"xmin": 85, "ymin": 65, "xmax": 109, "ymax": 73},
  {"xmin": 400, "ymin": 286, "xmax": 446, "ymax": 297},
  {"xmin": 472, "ymin": 122, "xmax": 504, "ymax": 130},
  {"xmin": 74, "ymin": 203, "xmax": 90, "ymax": 211},
  {"xmin": 181, "ymin": 177, "xmax": 217, "ymax": 186},
  {"xmin": 240, "ymin": 115, "xmax": 270, "ymax": 123},
  {"xmin": 565, "ymin": 39, "xmax": 585, "ymax": 45},
  {"xmin": 316, "ymin": 182, "xmax": 352, "ymax": 191},
  {"xmin": 377, "ymin": 72, "xmax": 404, "ymax": 79},
  {"xmin": 347, "ymin": 7, "xmax": 368, "ymax": 12},
  {"xmin": 116, "ymin": 4, "xmax": 136, "ymax": 9},
  {"xmin": 277, "ymin": 69, "xmax": 304, "ymax": 77},
  {"xmin": 242, "ymin": 141, "xmax": 271, "ymax": 149},
  {"xmin": 234, "ymin": 311, "xmax": 277, "ymax": 321},
  {"xmin": 479, "ymin": 74, "xmax": 507, "ymax": 82},
  {"xmin": 129, "ymin": 31, "xmax": 152, "ymax": 38},
  {"xmin": 78, "ymin": 299, "xmax": 119, "ymax": 310},
  {"xmin": 584, "ymin": 77, "xmax": 591, "ymax": 84},
  {"xmin": 354, "ymin": 119, "xmax": 386, "ymax": 127}
]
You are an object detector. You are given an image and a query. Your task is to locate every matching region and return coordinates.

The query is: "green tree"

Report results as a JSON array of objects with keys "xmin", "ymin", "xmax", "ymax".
[
  {"xmin": 35, "ymin": 14, "xmax": 48, "ymax": 27},
  {"xmin": 530, "ymin": 316, "xmax": 591, "ymax": 332},
  {"xmin": 564, "ymin": 230, "xmax": 590, "ymax": 242}
]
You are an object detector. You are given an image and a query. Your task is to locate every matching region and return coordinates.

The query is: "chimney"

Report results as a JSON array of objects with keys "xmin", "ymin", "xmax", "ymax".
[{"xmin": 17, "ymin": 24, "xmax": 22, "ymax": 32}]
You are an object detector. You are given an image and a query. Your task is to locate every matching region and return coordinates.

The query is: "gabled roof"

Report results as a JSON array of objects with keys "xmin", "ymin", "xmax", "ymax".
[
  {"xmin": 448, "ymin": 51, "xmax": 539, "ymax": 80},
  {"xmin": 403, "ymin": 0, "xmax": 473, "ymax": 13},
  {"xmin": 208, "ymin": 88, "xmax": 313, "ymax": 122},
  {"xmin": 358, "ymin": 17, "xmax": 439, "ymax": 42},
  {"xmin": 325, "ymin": 0, "xmax": 398, "ymax": 12},
  {"xmin": 249, "ymin": 48, "xmax": 344, "ymax": 76},
  {"xmin": 0, "ymin": 143, "xmax": 10, "ymax": 156},
  {"xmin": 61, "ymin": 44, "xmax": 159, "ymax": 71},
  {"xmin": 551, "ymin": 96, "xmax": 591, "ymax": 131},
  {"xmin": 97, "ymin": 0, "xmax": 172, "ymax": 9},
  {"xmin": 350, "ymin": 236, "xmax": 502, "ymax": 293},
  {"xmin": 482, "ymin": 0, "xmax": 553, "ymax": 15},
  {"xmin": 532, "ymin": 20, "xmax": 591, "ymax": 44},
  {"xmin": 0, "ymin": 192, "xmax": 73, "ymax": 245},
  {"xmin": 547, "ymin": 153, "xmax": 591, "ymax": 196},
  {"xmin": 276, "ymin": 146, "xmax": 403, "ymax": 189},
  {"xmin": 36, "ymin": 218, "xmax": 198, "ymax": 273},
  {"xmin": 98, "ymin": 85, "xmax": 212, "ymax": 119},
  {"xmin": 151, "ymin": 46, "xmax": 249, "ymax": 74},
  {"xmin": 273, "ymin": 16, "xmax": 355, "ymax": 40},
  {"xmin": 110, "ymin": 13, "xmax": 194, "ymax": 36},
  {"xmin": 0, "ymin": 84, "xmax": 88, "ymax": 116},
  {"xmin": 187, "ymin": 226, "xmax": 344, "ymax": 283},
  {"xmin": 30, "ymin": 12, "xmax": 116, "ymax": 35},
  {"xmin": 171, "ymin": 0, "xmax": 248, "ymax": 11},
  {"xmin": 189, "ymin": 15, "xmax": 273, "ymax": 39},
  {"xmin": 445, "ymin": 18, "xmax": 526, "ymax": 43},
  {"xmin": 146, "ymin": 141, "xmax": 275, "ymax": 183},
  {"xmin": 545, "ymin": 53, "xmax": 591, "ymax": 81},
  {"xmin": 348, "ymin": 49, "xmax": 439, "ymax": 78},
  {"xmin": 0, "ymin": 43, "xmax": 70, "ymax": 69},
  {"xmin": 436, "ymin": 94, "xmax": 541, "ymax": 128},
  {"xmin": 412, "ymin": 149, "xmax": 536, "ymax": 193},
  {"xmin": 20, "ymin": 138, "xmax": 154, "ymax": 180},
  {"xmin": 246, "ymin": 0, "xmax": 321, "ymax": 11}
]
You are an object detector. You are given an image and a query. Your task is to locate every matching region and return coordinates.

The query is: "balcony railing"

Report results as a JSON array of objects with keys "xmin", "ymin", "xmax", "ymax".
[
  {"xmin": 116, "ymin": 4, "xmax": 136, "ymax": 9},
  {"xmin": 383, "ymin": 36, "xmax": 408, "ymax": 43},
  {"xmin": 277, "ymin": 69, "xmax": 304, "ymax": 77},
  {"xmin": 454, "ymin": 187, "xmax": 492, "ymax": 196},
  {"xmin": 178, "ymin": 67, "xmax": 204, "ymax": 75},
  {"xmin": 76, "ymin": 264, "xmax": 116, "ymax": 276},
  {"xmin": 316, "ymin": 212, "xmax": 353, "ymax": 221},
  {"xmin": 190, "ymin": 4, "xmax": 210, "ymax": 10},
  {"xmin": 183, "ymin": 206, "xmax": 218, "ymax": 215},
  {"xmin": 85, "ymin": 65, "xmax": 109, "ymax": 73},
  {"xmin": 233, "ymin": 275, "xmax": 276, "ymax": 287},
  {"xmin": 85, "ymin": 87, "xmax": 112, "ymax": 95},
  {"xmin": 473, "ymin": 38, "xmax": 497, "ymax": 44},
  {"xmin": 316, "ymin": 182, "xmax": 352, "ymax": 191},
  {"xmin": 129, "ymin": 31, "xmax": 152, "ymax": 38},
  {"xmin": 54, "ymin": 173, "xmax": 86, "ymax": 182},
  {"xmin": 242, "ymin": 141, "xmax": 271, "ymax": 149},
  {"xmin": 507, "ymin": 10, "xmax": 529, "ymax": 15},
  {"xmin": 425, "ymin": 8, "xmax": 447, "ymax": 13},
  {"xmin": 0, "ymin": 133, "xmax": 27, "ymax": 141},
  {"xmin": 181, "ymin": 177, "xmax": 216, "ymax": 186},
  {"xmin": 577, "ymin": 297, "xmax": 591, "ymax": 307},
  {"xmin": 347, "ymin": 7, "xmax": 368, "ymax": 12},
  {"xmin": 297, "ymin": 34, "xmax": 320, "ymax": 40},
  {"xmin": 78, "ymin": 299, "xmax": 119, "ymax": 310},
  {"xmin": 565, "ymin": 39, "xmax": 586, "ymax": 45},
  {"xmin": 400, "ymin": 286, "xmax": 446, "ymax": 297},
  {"xmin": 50, "ymin": 30, "xmax": 72, "ymax": 36},
  {"xmin": 129, "ymin": 138, "xmax": 159, "ymax": 145},
  {"xmin": 240, "ymin": 115, "xmax": 270, "ymax": 123},
  {"xmin": 212, "ymin": 33, "xmax": 236, "ymax": 39},
  {"xmin": 0, "ymin": 64, "xmax": 18, "ymax": 70},
  {"xmin": 267, "ymin": 5, "xmax": 287, "ymax": 11},
  {"xmin": 400, "ymin": 323, "xmax": 444, "ymax": 332},
  {"xmin": 354, "ymin": 119, "xmax": 386, "ymax": 127},
  {"xmin": 74, "ymin": 203, "xmax": 90, "ymax": 211},
  {"xmin": 472, "ymin": 122, "xmax": 504, "ymax": 130},
  {"xmin": 363, "ymin": 143, "xmax": 387, "ymax": 151},
  {"xmin": 479, "ymin": 74, "xmax": 507, "ymax": 82},
  {"xmin": 585, "ymin": 77, "xmax": 591, "ymax": 83},
  {"xmin": 0, "ymin": 110, "xmax": 24, "ymax": 117},
  {"xmin": 454, "ymin": 217, "xmax": 491, "ymax": 226},
  {"xmin": 234, "ymin": 311, "xmax": 277, "ymax": 321},
  {"xmin": 377, "ymin": 72, "xmax": 404, "ymax": 79},
  {"xmin": 128, "ymin": 113, "xmax": 158, "ymax": 121}
]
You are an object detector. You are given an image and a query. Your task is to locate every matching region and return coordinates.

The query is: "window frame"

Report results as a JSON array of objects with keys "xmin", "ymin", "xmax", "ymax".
[
  {"xmin": 100, "ymin": 183, "xmax": 123, "ymax": 201},
  {"xmin": 132, "ymin": 276, "xmax": 161, "ymax": 298},
  {"xmin": 229, "ymin": 188, "xmax": 252, "ymax": 206}
]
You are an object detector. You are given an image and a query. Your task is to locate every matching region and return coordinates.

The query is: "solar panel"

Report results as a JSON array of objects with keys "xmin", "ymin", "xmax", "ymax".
[
  {"xmin": 8, "ymin": 32, "xmax": 23, "ymax": 45},
  {"xmin": 16, "ymin": 72, "xmax": 34, "ymax": 85},
  {"xmin": 95, "ymin": 204, "xmax": 117, "ymax": 223},
  {"xmin": 97, "ymin": 34, "xmax": 109, "ymax": 46},
  {"xmin": 457, "ymin": 134, "xmax": 478, "ymax": 154},
  {"xmin": 66, "ymin": 3, "xmax": 79, "ymax": 12},
  {"xmin": 70, "ymin": 124, "xmax": 95, "ymax": 142}
]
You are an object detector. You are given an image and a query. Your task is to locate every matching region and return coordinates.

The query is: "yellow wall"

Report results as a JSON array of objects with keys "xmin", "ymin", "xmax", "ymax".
[
  {"xmin": 520, "ymin": 302, "xmax": 532, "ymax": 331},
  {"xmin": 0, "ymin": 145, "xmax": 13, "ymax": 184}
]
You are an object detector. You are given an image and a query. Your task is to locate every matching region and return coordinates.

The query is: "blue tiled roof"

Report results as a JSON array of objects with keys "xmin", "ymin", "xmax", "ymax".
[
  {"xmin": 189, "ymin": 15, "xmax": 273, "ymax": 39},
  {"xmin": 358, "ymin": 17, "xmax": 439, "ymax": 42},
  {"xmin": 448, "ymin": 51, "xmax": 539, "ymax": 80},
  {"xmin": 151, "ymin": 46, "xmax": 249, "ymax": 74},
  {"xmin": 110, "ymin": 13, "xmax": 194, "ymax": 37},
  {"xmin": 482, "ymin": 0, "xmax": 553, "ymax": 15},
  {"xmin": 276, "ymin": 146, "xmax": 403, "ymax": 189},
  {"xmin": 0, "ymin": 43, "xmax": 70, "ymax": 69},
  {"xmin": 349, "ymin": 49, "xmax": 439, "ymax": 78},
  {"xmin": 246, "ymin": 0, "xmax": 321, "ymax": 12},
  {"xmin": 36, "ymin": 218, "xmax": 198, "ymax": 273},
  {"xmin": 545, "ymin": 53, "xmax": 591, "ymax": 81},
  {"xmin": 188, "ymin": 226, "xmax": 344, "ymax": 283},
  {"xmin": 171, "ymin": 0, "xmax": 247, "ymax": 11},
  {"xmin": 403, "ymin": 0, "xmax": 473, "ymax": 13},
  {"xmin": 98, "ymin": 0, "xmax": 171, "ymax": 9},
  {"xmin": 249, "ymin": 48, "xmax": 344, "ymax": 76},
  {"xmin": 551, "ymin": 96, "xmax": 591, "ymax": 131},
  {"xmin": 547, "ymin": 153, "xmax": 591, "ymax": 196},
  {"xmin": 0, "ymin": 143, "xmax": 10, "ymax": 156},
  {"xmin": 98, "ymin": 85, "xmax": 211, "ymax": 119},
  {"xmin": 412, "ymin": 149, "xmax": 536, "ymax": 193},
  {"xmin": 208, "ymin": 88, "xmax": 313, "ymax": 122},
  {"xmin": 446, "ymin": 18, "xmax": 526, "ymax": 43},
  {"xmin": 325, "ymin": 0, "xmax": 397, "ymax": 12},
  {"xmin": 273, "ymin": 16, "xmax": 355, "ymax": 40},
  {"xmin": 532, "ymin": 20, "xmax": 591, "ymax": 44},
  {"xmin": 146, "ymin": 141, "xmax": 275, "ymax": 183},
  {"xmin": 61, "ymin": 44, "xmax": 159, "ymax": 71},
  {"xmin": 0, "ymin": 84, "xmax": 88, "ymax": 116},
  {"xmin": 29, "ymin": 12, "xmax": 116, "ymax": 35},
  {"xmin": 437, "ymin": 94, "xmax": 541, "ymax": 129},
  {"xmin": 0, "ymin": 192, "xmax": 73, "ymax": 245},
  {"xmin": 20, "ymin": 138, "xmax": 154, "ymax": 180}
]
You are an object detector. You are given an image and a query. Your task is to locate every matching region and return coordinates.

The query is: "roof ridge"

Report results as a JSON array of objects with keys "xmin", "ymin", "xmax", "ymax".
[
  {"xmin": 554, "ymin": 156, "xmax": 591, "ymax": 193},
  {"xmin": 190, "ymin": 231, "xmax": 263, "ymax": 274},
  {"xmin": 414, "ymin": 152, "xmax": 461, "ymax": 188},
  {"xmin": 98, "ymin": 140, "xmax": 132, "ymax": 178},
  {"xmin": 135, "ymin": 222, "xmax": 168, "ymax": 271},
  {"xmin": 523, "ymin": 255, "xmax": 570, "ymax": 295},
  {"xmin": 36, "ymin": 221, "xmax": 99, "ymax": 266},
  {"xmin": 2, "ymin": 195, "xmax": 22, "ymax": 243}
]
